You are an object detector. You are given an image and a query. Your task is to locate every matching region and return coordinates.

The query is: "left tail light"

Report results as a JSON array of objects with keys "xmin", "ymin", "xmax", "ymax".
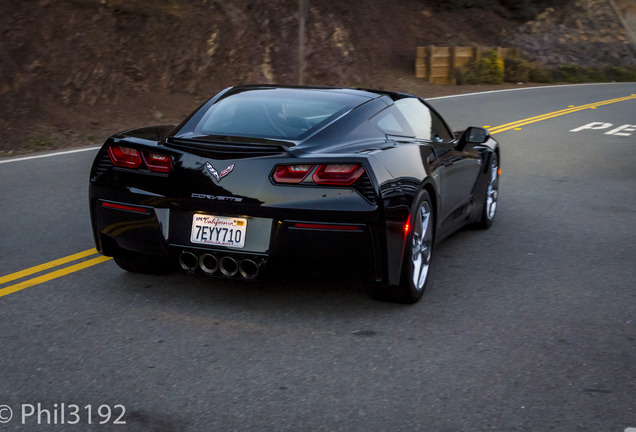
[
  {"xmin": 108, "ymin": 145, "xmax": 173, "ymax": 173},
  {"xmin": 108, "ymin": 146, "xmax": 142, "ymax": 169}
]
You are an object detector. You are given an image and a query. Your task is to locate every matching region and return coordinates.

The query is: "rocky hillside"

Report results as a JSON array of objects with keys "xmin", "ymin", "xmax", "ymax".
[
  {"xmin": 513, "ymin": 0, "xmax": 635, "ymax": 67},
  {"xmin": 0, "ymin": 0, "xmax": 633, "ymax": 155}
]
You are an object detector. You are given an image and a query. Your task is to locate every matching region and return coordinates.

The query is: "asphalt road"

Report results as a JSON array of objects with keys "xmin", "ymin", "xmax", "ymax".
[{"xmin": 1, "ymin": 83, "xmax": 634, "ymax": 432}]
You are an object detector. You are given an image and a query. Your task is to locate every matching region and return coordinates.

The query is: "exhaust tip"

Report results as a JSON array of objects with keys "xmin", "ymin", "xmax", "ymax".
[
  {"xmin": 219, "ymin": 256, "xmax": 239, "ymax": 277},
  {"xmin": 239, "ymin": 258, "xmax": 261, "ymax": 280},
  {"xmin": 179, "ymin": 251, "xmax": 199, "ymax": 272},
  {"xmin": 199, "ymin": 253, "xmax": 219, "ymax": 274}
]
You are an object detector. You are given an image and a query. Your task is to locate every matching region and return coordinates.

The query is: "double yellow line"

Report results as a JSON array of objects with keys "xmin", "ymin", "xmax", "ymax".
[
  {"xmin": 1, "ymin": 92, "xmax": 635, "ymax": 299},
  {"xmin": 0, "ymin": 249, "xmax": 111, "ymax": 298},
  {"xmin": 487, "ymin": 94, "xmax": 636, "ymax": 134}
]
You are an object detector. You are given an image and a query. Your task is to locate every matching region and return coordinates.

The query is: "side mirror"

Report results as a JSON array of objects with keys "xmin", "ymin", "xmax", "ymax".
[
  {"xmin": 465, "ymin": 126, "xmax": 489, "ymax": 144},
  {"xmin": 457, "ymin": 126, "xmax": 489, "ymax": 150}
]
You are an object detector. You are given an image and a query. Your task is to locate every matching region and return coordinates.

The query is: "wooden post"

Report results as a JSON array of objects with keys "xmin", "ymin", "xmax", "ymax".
[
  {"xmin": 298, "ymin": 0, "xmax": 308, "ymax": 85},
  {"xmin": 415, "ymin": 45, "xmax": 518, "ymax": 85},
  {"xmin": 415, "ymin": 46, "xmax": 427, "ymax": 78},
  {"xmin": 450, "ymin": 46, "xmax": 457, "ymax": 85},
  {"xmin": 428, "ymin": 45, "xmax": 435, "ymax": 83}
]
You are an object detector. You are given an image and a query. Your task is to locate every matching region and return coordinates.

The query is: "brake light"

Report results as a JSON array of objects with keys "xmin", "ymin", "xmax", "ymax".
[
  {"xmin": 273, "ymin": 164, "xmax": 314, "ymax": 183},
  {"xmin": 312, "ymin": 164, "xmax": 364, "ymax": 185},
  {"xmin": 107, "ymin": 146, "xmax": 173, "ymax": 173},
  {"xmin": 143, "ymin": 151, "xmax": 173, "ymax": 173},
  {"xmin": 108, "ymin": 146, "xmax": 142, "ymax": 169}
]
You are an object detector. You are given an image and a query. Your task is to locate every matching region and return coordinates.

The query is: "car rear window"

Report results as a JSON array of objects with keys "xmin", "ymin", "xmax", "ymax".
[{"xmin": 193, "ymin": 88, "xmax": 367, "ymax": 140}]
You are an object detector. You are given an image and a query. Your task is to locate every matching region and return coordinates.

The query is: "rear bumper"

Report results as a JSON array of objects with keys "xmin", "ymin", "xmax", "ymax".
[{"xmin": 90, "ymin": 193, "xmax": 383, "ymax": 282}]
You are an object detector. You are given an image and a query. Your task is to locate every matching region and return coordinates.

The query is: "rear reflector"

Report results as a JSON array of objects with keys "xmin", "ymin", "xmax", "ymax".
[
  {"xmin": 108, "ymin": 146, "xmax": 142, "ymax": 169},
  {"xmin": 101, "ymin": 201, "xmax": 150, "ymax": 214},
  {"xmin": 293, "ymin": 223, "xmax": 361, "ymax": 231},
  {"xmin": 404, "ymin": 214, "xmax": 411, "ymax": 235}
]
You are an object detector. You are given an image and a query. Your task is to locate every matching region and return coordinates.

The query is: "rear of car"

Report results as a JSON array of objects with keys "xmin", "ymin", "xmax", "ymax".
[{"xmin": 89, "ymin": 86, "xmax": 391, "ymax": 282}]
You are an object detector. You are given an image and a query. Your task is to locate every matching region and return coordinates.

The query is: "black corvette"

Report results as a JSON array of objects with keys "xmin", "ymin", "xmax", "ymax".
[{"xmin": 89, "ymin": 85, "xmax": 499, "ymax": 303}]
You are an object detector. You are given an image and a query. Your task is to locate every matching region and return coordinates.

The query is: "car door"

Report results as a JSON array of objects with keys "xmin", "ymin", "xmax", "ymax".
[
  {"xmin": 394, "ymin": 98, "xmax": 481, "ymax": 230},
  {"xmin": 432, "ymin": 137, "xmax": 481, "ymax": 228}
]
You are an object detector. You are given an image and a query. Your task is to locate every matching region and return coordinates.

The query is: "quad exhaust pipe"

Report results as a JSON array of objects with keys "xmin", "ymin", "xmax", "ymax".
[
  {"xmin": 219, "ymin": 256, "xmax": 238, "ymax": 277},
  {"xmin": 199, "ymin": 253, "xmax": 219, "ymax": 274},
  {"xmin": 179, "ymin": 251, "xmax": 263, "ymax": 280},
  {"xmin": 179, "ymin": 251, "xmax": 199, "ymax": 272},
  {"xmin": 239, "ymin": 258, "xmax": 261, "ymax": 280}
]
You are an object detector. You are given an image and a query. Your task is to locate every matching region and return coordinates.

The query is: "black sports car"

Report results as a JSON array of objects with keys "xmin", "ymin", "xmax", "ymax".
[{"xmin": 89, "ymin": 85, "xmax": 499, "ymax": 303}]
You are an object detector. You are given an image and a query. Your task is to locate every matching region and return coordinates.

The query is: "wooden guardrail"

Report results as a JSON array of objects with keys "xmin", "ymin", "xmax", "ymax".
[{"xmin": 415, "ymin": 46, "xmax": 520, "ymax": 84}]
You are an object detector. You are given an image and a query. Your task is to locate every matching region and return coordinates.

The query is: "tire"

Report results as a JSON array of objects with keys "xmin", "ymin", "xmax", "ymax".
[
  {"xmin": 477, "ymin": 152, "xmax": 499, "ymax": 229},
  {"xmin": 367, "ymin": 190, "xmax": 435, "ymax": 304},
  {"xmin": 113, "ymin": 252, "xmax": 174, "ymax": 275}
]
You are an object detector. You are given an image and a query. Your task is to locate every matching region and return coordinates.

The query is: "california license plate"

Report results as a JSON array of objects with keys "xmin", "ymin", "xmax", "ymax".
[{"xmin": 190, "ymin": 214, "xmax": 247, "ymax": 248}]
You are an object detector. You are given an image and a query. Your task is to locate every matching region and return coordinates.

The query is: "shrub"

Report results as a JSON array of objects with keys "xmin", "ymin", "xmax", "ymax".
[
  {"xmin": 454, "ymin": 61, "xmax": 481, "ymax": 85},
  {"xmin": 604, "ymin": 66, "xmax": 636, "ymax": 82},
  {"xmin": 504, "ymin": 57, "xmax": 554, "ymax": 83},
  {"xmin": 556, "ymin": 65, "xmax": 600, "ymax": 83},
  {"xmin": 454, "ymin": 49, "xmax": 504, "ymax": 85},
  {"xmin": 478, "ymin": 50, "xmax": 505, "ymax": 84}
]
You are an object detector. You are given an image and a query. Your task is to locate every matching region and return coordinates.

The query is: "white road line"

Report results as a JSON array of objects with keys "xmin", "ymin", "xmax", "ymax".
[
  {"xmin": 1, "ymin": 83, "xmax": 632, "ymax": 164},
  {"xmin": 0, "ymin": 146, "xmax": 100, "ymax": 165},
  {"xmin": 427, "ymin": 82, "xmax": 629, "ymax": 100}
]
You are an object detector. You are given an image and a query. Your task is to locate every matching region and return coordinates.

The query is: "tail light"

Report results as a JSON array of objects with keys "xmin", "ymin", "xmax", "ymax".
[
  {"xmin": 107, "ymin": 145, "xmax": 173, "ymax": 173},
  {"xmin": 273, "ymin": 163, "xmax": 365, "ymax": 186},
  {"xmin": 273, "ymin": 164, "xmax": 315, "ymax": 183},
  {"xmin": 108, "ymin": 146, "xmax": 142, "ymax": 169},
  {"xmin": 143, "ymin": 152, "xmax": 173, "ymax": 173},
  {"xmin": 312, "ymin": 164, "xmax": 364, "ymax": 185}
]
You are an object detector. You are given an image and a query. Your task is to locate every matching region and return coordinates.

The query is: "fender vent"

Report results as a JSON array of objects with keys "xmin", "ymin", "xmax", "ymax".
[
  {"xmin": 92, "ymin": 152, "xmax": 113, "ymax": 178},
  {"xmin": 353, "ymin": 173, "xmax": 377, "ymax": 205}
]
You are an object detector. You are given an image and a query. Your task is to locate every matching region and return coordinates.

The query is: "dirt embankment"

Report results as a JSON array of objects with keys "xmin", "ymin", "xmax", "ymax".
[{"xmin": 0, "ymin": 0, "xmax": 633, "ymax": 156}]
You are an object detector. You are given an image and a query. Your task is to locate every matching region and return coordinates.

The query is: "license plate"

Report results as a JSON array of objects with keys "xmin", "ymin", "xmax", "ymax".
[{"xmin": 190, "ymin": 214, "xmax": 247, "ymax": 248}]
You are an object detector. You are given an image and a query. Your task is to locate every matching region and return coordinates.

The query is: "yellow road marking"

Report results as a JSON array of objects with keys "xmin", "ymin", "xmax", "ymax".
[
  {"xmin": 0, "ymin": 251, "xmax": 112, "ymax": 298},
  {"xmin": 0, "ymin": 248, "xmax": 98, "ymax": 285},
  {"xmin": 2, "ymin": 92, "xmax": 636, "ymax": 298},
  {"xmin": 487, "ymin": 94, "xmax": 636, "ymax": 135}
]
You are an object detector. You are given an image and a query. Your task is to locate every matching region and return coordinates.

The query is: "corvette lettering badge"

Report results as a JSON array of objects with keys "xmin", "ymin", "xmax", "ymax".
[{"xmin": 206, "ymin": 162, "xmax": 234, "ymax": 182}]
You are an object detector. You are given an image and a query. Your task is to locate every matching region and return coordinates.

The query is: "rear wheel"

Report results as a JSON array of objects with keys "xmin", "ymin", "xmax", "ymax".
[
  {"xmin": 113, "ymin": 252, "xmax": 174, "ymax": 275},
  {"xmin": 367, "ymin": 190, "xmax": 434, "ymax": 304}
]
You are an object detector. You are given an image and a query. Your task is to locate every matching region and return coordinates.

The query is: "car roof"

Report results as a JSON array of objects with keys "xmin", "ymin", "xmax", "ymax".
[
  {"xmin": 171, "ymin": 85, "xmax": 421, "ymax": 146},
  {"xmin": 224, "ymin": 84, "xmax": 415, "ymax": 102}
]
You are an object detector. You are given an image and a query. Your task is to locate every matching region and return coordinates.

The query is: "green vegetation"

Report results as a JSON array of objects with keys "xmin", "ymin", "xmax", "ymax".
[
  {"xmin": 503, "ymin": 57, "xmax": 552, "ymax": 83},
  {"xmin": 555, "ymin": 64, "xmax": 636, "ymax": 83},
  {"xmin": 26, "ymin": 134, "xmax": 55, "ymax": 152},
  {"xmin": 455, "ymin": 53, "xmax": 636, "ymax": 85},
  {"xmin": 454, "ymin": 49, "xmax": 504, "ymax": 85}
]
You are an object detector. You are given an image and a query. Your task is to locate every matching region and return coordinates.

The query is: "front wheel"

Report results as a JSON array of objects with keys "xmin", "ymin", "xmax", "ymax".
[
  {"xmin": 477, "ymin": 152, "xmax": 499, "ymax": 229},
  {"xmin": 367, "ymin": 190, "xmax": 435, "ymax": 304}
]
